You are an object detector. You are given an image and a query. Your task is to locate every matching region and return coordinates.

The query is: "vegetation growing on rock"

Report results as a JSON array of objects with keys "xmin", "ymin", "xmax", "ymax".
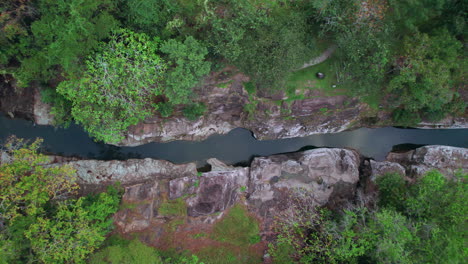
[{"xmin": 2, "ymin": 0, "xmax": 465, "ymax": 142}]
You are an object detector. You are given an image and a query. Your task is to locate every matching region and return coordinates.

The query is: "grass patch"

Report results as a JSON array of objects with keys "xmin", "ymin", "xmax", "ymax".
[
  {"xmin": 244, "ymin": 101, "xmax": 258, "ymax": 119},
  {"xmin": 217, "ymin": 80, "xmax": 233, "ymax": 89},
  {"xmin": 196, "ymin": 245, "xmax": 261, "ymax": 264},
  {"xmin": 287, "ymin": 56, "xmax": 339, "ymax": 96},
  {"xmin": 192, "ymin": 232, "xmax": 208, "ymax": 239},
  {"xmin": 211, "ymin": 204, "xmax": 260, "ymax": 247},
  {"xmin": 166, "ymin": 218, "xmax": 185, "ymax": 232},
  {"xmin": 88, "ymin": 239, "xmax": 163, "ymax": 264},
  {"xmin": 362, "ymin": 90, "xmax": 383, "ymax": 110},
  {"xmin": 158, "ymin": 198, "xmax": 187, "ymax": 217}
]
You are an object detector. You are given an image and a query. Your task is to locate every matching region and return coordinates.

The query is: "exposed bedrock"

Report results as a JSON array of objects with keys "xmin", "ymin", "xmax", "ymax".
[
  {"xmin": 3, "ymin": 71, "xmax": 465, "ymax": 146},
  {"xmin": 49, "ymin": 145, "xmax": 464, "ymax": 235},
  {"xmin": 1, "ymin": 139, "xmax": 467, "ymax": 237}
]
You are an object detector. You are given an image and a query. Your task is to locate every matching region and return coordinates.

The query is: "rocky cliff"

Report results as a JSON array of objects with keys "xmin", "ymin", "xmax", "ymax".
[
  {"xmin": 1, "ymin": 70, "xmax": 466, "ymax": 146},
  {"xmin": 24, "ymin": 145, "xmax": 465, "ymax": 239}
]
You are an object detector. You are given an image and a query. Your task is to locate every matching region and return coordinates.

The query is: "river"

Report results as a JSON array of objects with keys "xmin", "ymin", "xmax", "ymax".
[{"xmin": 1, "ymin": 114, "xmax": 467, "ymax": 167}]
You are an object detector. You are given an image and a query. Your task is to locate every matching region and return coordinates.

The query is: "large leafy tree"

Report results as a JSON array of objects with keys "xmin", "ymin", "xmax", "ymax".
[
  {"xmin": 160, "ymin": 36, "xmax": 211, "ymax": 104},
  {"xmin": 316, "ymin": 0, "xmax": 394, "ymax": 94},
  {"xmin": 11, "ymin": 0, "xmax": 118, "ymax": 86},
  {"xmin": 388, "ymin": 30, "xmax": 463, "ymax": 115},
  {"xmin": 57, "ymin": 29, "xmax": 167, "ymax": 143},
  {"xmin": 0, "ymin": 137, "xmax": 120, "ymax": 263}
]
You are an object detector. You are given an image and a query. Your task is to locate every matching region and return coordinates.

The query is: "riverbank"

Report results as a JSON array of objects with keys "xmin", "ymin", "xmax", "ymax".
[
  {"xmin": 1, "ymin": 69, "xmax": 467, "ymax": 147},
  {"xmin": 4, "ymin": 144, "xmax": 463, "ymax": 262}
]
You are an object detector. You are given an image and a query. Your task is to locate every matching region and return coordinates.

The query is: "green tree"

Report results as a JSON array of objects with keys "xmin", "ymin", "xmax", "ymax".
[
  {"xmin": 0, "ymin": 137, "xmax": 78, "ymax": 222},
  {"xmin": 161, "ymin": 36, "xmax": 211, "ymax": 104},
  {"xmin": 0, "ymin": 137, "xmax": 121, "ymax": 263},
  {"xmin": 388, "ymin": 0, "xmax": 449, "ymax": 33},
  {"xmin": 316, "ymin": 0, "xmax": 394, "ymax": 94},
  {"xmin": 388, "ymin": 30, "xmax": 462, "ymax": 118},
  {"xmin": 12, "ymin": 0, "xmax": 118, "ymax": 86},
  {"xmin": 57, "ymin": 29, "xmax": 167, "ymax": 143}
]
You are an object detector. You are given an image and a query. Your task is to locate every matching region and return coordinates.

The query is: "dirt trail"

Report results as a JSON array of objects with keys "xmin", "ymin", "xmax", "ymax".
[{"xmin": 297, "ymin": 45, "xmax": 337, "ymax": 70}]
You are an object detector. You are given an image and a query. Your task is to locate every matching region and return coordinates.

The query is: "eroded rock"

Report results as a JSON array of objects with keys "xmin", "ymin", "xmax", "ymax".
[
  {"xmin": 187, "ymin": 163, "xmax": 249, "ymax": 217},
  {"xmin": 387, "ymin": 146, "xmax": 468, "ymax": 178},
  {"xmin": 369, "ymin": 160, "xmax": 406, "ymax": 181},
  {"xmin": 248, "ymin": 148, "xmax": 360, "ymax": 222},
  {"xmin": 63, "ymin": 158, "xmax": 197, "ymax": 185}
]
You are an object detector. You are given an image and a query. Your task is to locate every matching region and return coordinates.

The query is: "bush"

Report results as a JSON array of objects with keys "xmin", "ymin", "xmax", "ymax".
[
  {"xmin": 89, "ymin": 239, "xmax": 163, "ymax": 264},
  {"xmin": 157, "ymin": 102, "xmax": 175, "ymax": 118},
  {"xmin": 13, "ymin": 0, "xmax": 118, "ymax": 86},
  {"xmin": 182, "ymin": 103, "xmax": 207, "ymax": 121}
]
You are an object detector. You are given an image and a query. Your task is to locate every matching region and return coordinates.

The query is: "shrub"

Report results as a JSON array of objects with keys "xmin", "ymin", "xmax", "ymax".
[
  {"xmin": 89, "ymin": 239, "xmax": 163, "ymax": 264},
  {"xmin": 183, "ymin": 103, "xmax": 207, "ymax": 121},
  {"xmin": 158, "ymin": 198, "xmax": 187, "ymax": 217}
]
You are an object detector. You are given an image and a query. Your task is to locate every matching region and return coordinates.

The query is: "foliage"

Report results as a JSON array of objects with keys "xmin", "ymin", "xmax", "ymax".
[
  {"xmin": 270, "ymin": 170, "xmax": 467, "ymax": 263},
  {"xmin": 205, "ymin": 0, "xmax": 316, "ymax": 90},
  {"xmin": 12, "ymin": 0, "xmax": 118, "ymax": 86},
  {"xmin": 119, "ymin": 0, "xmax": 202, "ymax": 38},
  {"xmin": 119, "ymin": 0, "xmax": 175, "ymax": 37},
  {"xmin": 89, "ymin": 239, "xmax": 163, "ymax": 264},
  {"xmin": 0, "ymin": 0, "xmax": 35, "ymax": 67},
  {"xmin": 57, "ymin": 29, "xmax": 166, "ymax": 143},
  {"xmin": 161, "ymin": 36, "xmax": 211, "ymax": 104},
  {"xmin": 183, "ymin": 103, "xmax": 207, "ymax": 121},
  {"xmin": 269, "ymin": 189, "xmax": 369, "ymax": 263},
  {"xmin": 0, "ymin": 137, "xmax": 121, "ymax": 263},
  {"xmin": 157, "ymin": 102, "xmax": 175, "ymax": 118},
  {"xmin": 212, "ymin": 204, "xmax": 260, "ymax": 247},
  {"xmin": 0, "ymin": 137, "xmax": 78, "ymax": 222},
  {"xmin": 316, "ymin": 0, "xmax": 394, "ymax": 94},
  {"xmin": 40, "ymin": 88, "xmax": 73, "ymax": 127},
  {"xmin": 388, "ymin": 0, "xmax": 449, "ymax": 33},
  {"xmin": 388, "ymin": 30, "xmax": 462, "ymax": 118},
  {"xmin": 158, "ymin": 197, "xmax": 187, "ymax": 217}
]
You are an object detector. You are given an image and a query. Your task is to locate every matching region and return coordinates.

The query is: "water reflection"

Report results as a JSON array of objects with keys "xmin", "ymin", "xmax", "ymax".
[{"xmin": 1, "ymin": 114, "xmax": 467, "ymax": 167}]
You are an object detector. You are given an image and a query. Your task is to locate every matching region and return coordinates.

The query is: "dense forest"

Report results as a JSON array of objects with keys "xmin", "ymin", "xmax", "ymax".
[
  {"xmin": 1, "ymin": 0, "xmax": 466, "ymax": 142},
  {"xmin": 1, "ymin": 0, "xmax": 467, "ymax": 263}
]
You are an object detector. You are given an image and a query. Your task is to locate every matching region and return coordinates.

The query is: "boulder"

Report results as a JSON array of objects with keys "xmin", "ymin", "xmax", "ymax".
[
  {"xmin": 248, "ymin": 148, "xmax": 360, "ymax": 221},
  {"xmin": 369, "ymin": 160, "xmax": 406, "ymax": 181},
  {"xmin": 114, "ymin": 181, "xmax": 159, "ymax": 233},
  {"xmin": 62, "ymin": 158, "xmax": 197, "ymax": 185},
  {"xmin": 187, "ymin": 161, "xmax": 249, "ymax": 217},
  {"xmin": 387, "ymin": 146, "xmax": 468, "ymax": 178}
]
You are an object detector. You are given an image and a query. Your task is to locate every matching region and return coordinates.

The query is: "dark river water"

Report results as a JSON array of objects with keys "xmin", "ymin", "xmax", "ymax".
[{"xmin": 1, "ymin": 114, "xmax": 467, "ymax": 167}]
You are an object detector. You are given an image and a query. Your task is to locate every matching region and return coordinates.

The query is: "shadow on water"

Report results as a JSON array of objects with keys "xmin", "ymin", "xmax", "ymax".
[{"xmin": 1, "ymin": 114, "xmax": 467, "ymax": 168}]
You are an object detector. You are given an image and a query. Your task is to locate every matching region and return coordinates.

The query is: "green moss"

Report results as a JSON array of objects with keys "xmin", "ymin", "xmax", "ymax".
[
  {"xmin": 158, "ymin": 198, "xmax": 187, "ymax": 217},
  {"xmin": 196, "ymin": 245, "xmax": 261, "ymax": 264},
  {"xmin": 166, "ymin": 218, "xmax": 185, "ymax": 232},
  {"xmin": 217, "ymin": 80, "xmax": 233, "ymax": 88},
  {"xmin": 192, "ymin": 233, "xmax": 207, "ymax": 239},
  {"xmin": 88, "ymin": 239, "xmax": 163, "ymax": 264},
  {"xmin": 211, "ymin": 204, "xmax": 260, "ymax": 247},
  {"xmin": 244, "ymin": 81, "xmax": 256, "ymax": 96}
]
